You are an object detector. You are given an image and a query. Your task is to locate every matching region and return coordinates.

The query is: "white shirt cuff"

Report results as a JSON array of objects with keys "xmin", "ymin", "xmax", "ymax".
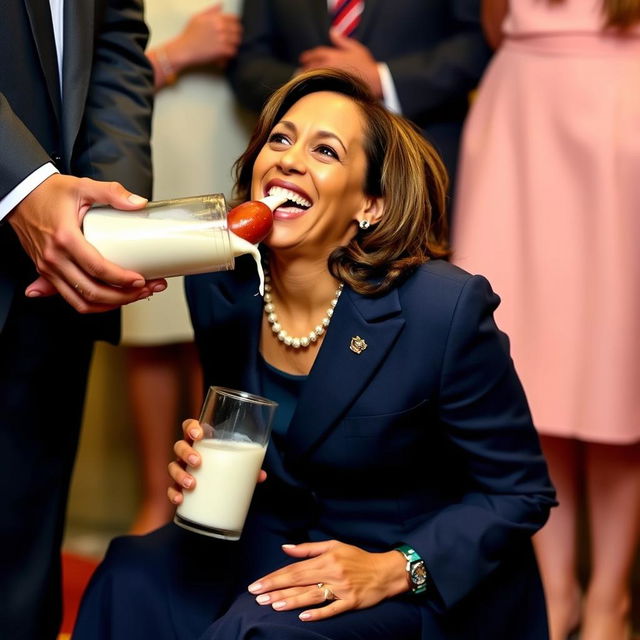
[
  {"xmin": 377, "ymin": 63, "xmax": 402, "ymax": 115},
  {"xmin": 0, "ymin": 163, "xmax": 59, "ymax": 222}
]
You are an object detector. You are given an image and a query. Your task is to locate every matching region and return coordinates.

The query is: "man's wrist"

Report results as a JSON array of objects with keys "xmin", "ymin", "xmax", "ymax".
[{"xmin": 1, "ymin": 163, "xmax": 59, "ymax": 223}]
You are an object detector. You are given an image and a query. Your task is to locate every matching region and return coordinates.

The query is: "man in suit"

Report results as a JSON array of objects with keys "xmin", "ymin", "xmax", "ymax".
[
  {"xmin": 228, "ymin": 0, "xmax": 491, "ymax": 202},
  {"xmin": 0, "ymin": 1, "xmax": 159, "ymax": 638}
]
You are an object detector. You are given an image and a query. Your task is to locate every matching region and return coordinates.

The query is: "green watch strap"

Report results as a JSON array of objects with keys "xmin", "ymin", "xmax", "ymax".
[{"xmin": 395, "ymin": 544, "xmax": 428, "ymax": 595}]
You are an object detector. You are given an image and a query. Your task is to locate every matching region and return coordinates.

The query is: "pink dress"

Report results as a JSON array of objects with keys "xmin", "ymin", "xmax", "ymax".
[{"xmin": 452, "ymin": 0, "xmax": 640, "ymax": 444}]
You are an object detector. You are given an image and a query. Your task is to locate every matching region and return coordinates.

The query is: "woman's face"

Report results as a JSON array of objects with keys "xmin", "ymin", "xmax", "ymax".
[{"xmin": 251, "ymin": 91, "xmax": 378, "ymax": 257}]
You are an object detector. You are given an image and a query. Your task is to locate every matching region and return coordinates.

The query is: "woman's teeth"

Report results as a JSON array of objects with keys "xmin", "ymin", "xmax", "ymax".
[{"xmin": 268, "ymin": 186, "xmax": 311, "ymax": 209}]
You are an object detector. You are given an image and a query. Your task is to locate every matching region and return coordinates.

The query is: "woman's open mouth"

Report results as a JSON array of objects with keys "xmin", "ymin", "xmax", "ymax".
[{"xmin": 267, "ymin": 185, "xmax": 312, "ymax": 220}]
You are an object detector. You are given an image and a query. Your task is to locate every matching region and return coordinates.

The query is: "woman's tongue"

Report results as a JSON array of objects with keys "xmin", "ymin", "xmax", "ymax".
[{"xmin": 274, "ymin": 201, "xmax": 309, "ymax": 219}]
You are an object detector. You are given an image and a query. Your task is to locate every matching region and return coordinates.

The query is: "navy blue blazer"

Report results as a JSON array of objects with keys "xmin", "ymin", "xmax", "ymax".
[{"xmin": 183, "ymin": 257, "xmax": 556, "ymax": 638}]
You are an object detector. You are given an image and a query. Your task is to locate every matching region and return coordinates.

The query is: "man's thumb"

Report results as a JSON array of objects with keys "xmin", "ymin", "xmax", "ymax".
[{"xmin": 98, "ymin": 181, "xmax": 148, "ymax": 210}]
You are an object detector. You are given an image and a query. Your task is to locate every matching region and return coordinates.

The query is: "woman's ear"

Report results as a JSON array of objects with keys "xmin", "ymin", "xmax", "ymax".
[{"xmin": 358, "ymin": 196, "xmax": 384, "ymax": 227}]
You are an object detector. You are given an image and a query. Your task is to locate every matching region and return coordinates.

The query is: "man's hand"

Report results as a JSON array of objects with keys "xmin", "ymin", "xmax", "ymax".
[
  {"xmin": 166, "ymin": 4, "xmax": 242, "ymax": 69},
  {"xmin": 299, "ymin": 29, "xmax": 382, "ymax": 99},
  {"xmin": 8, "ymin": 173, "xmax": 166, "ymax": 313}
]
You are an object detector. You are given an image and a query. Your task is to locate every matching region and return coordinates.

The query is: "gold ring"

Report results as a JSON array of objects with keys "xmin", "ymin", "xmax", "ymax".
[{"xmin": 316, "ymin": 582, "xmax": 335, "ymax": 601}]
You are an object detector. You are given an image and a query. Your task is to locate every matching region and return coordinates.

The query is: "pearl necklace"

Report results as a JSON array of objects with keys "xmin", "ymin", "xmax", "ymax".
[{"xmin": 263, "ymin": 268, "xmax": 343, "ymax": 349}]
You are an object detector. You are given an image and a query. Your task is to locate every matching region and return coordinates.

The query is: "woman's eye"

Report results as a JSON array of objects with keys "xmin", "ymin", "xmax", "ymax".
[
  {"xmin": 315, "ymin": 145, "xmax": 339, "ymax": 160},
  {"xmin": 268, "ymin": 132, "xmax": 291, "ymax": 146}
]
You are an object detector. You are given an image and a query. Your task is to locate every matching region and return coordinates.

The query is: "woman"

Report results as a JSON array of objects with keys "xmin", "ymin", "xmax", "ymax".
[
  {"xmin": 74, "ymin": 69, "xmax": 556, "ymax": 640},
  {"xmin": 452, "ymin": 2, "xmax": 640, "ymax": 639}
]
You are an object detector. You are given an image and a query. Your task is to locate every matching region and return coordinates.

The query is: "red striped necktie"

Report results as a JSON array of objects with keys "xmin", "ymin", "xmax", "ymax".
[{"xmin": 331, "ymin": 0, "xmax": 364, "ymax": 37}]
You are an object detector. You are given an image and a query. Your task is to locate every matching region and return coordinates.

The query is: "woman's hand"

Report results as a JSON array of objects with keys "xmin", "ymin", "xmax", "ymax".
[
  {"xmin": 167, "ymin": 419, "xmax": 266, "ymax": 505},
  {"xmin": 247, "ymin": 540, "xmax": 410, "ymax": 621}
]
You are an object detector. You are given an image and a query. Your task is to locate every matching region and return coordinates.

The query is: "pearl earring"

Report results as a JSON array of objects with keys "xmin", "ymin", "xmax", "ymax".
[{"xmin": 359, "ymin": 219, "xmax": 370, "ymax": 230}]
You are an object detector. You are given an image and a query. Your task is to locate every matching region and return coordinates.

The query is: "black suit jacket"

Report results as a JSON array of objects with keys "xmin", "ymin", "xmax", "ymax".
[
  {"xmin": 228, "ymin": 0, "xmax": 491, "ymax": 179},
  {"xmin": 0, "ymin": 0, "xmax": 153, "ymax": 339},
  {"xmin": 185, "ymin": 258, "xmax": 556, "ymax": 638}
]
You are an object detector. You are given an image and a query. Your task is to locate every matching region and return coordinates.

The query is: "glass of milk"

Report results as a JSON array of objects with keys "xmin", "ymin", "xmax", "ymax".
[{"xmin": 174, "ymin": 386, "xmax": 278, "ymax": 540}]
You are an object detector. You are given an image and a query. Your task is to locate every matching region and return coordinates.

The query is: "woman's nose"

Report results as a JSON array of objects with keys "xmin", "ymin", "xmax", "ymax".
[{"xmin": 278, "ymin": 144, "xmax": 306, "ymax": 174}]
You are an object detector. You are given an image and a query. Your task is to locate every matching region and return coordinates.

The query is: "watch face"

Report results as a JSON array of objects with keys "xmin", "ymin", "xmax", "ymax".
[{"xmin": 411, "ymin": 561, "xmax": 427, "ymax": 586}]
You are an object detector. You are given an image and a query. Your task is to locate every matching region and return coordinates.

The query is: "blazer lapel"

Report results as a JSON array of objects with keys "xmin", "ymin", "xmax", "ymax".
[
  {"xmin": 61, "ymin": 0, "xmax": 94, "ymax": 163},
  {"xmin": 23, "ymin": 0, "xmax": 62, "ymax": 124},
  {"xmin": 286, "ymin": 285, "xmax": 405, "ymax": 458}
]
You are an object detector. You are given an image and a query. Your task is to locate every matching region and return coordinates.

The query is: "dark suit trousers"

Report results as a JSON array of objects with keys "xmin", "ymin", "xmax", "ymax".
[
  {"xmin": 0, "ymin": 292, "xmax": 93, "ymax": 640},
  {"xmin": 73, "ymin": 523, "xmax": 422, "ymax": 640}
]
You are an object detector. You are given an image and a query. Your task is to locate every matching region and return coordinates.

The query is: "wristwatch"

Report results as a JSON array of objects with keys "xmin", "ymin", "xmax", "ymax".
[{"xmin": 395, "ymin": 544, "xmax": 428, "ymax": 595}]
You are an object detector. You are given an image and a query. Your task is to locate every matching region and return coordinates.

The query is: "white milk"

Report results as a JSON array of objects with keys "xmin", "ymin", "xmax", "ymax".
[
  {"xmin": 176, "ymin": 439, "xmax": 267, "ymax": 538},
  {"xmin": 83, "ymin": 208, "xmax": 265, "ymax": 293}
]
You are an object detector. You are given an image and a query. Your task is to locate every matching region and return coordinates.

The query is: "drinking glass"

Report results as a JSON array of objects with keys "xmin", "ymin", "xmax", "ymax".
[{"xmin": 174, "ymin": 386, "xmax": 277, "ymax": 540}]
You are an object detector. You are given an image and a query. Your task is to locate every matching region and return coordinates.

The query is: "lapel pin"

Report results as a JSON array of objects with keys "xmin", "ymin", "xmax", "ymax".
[{"xmin": 350, "ymin": 336, "xmax": 367, "ymax": 354}]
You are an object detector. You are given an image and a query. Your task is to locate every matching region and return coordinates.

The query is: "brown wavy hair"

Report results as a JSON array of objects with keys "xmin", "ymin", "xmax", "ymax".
[
  {"xmin": 549, "ymin": 0, "xmax": 640, "ymax": 29},
  {"xmin": 232, "ymin": 69, "xmax": 449, "ymax": 296}
]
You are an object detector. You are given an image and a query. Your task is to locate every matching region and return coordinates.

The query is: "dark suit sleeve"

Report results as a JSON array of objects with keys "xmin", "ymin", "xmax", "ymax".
[
  {"xmin": 386, "ymin": 0, "xmax": 491, "ymax": 118},
  {"xmin": 227, "ymin": 0, "xmax": 299, "ymax": 112},
  {"xmin": 0, "ymin": 93, "xmax": 52, "ymax": 201},
  {"xmin": 73, "ymin": 0, "xmax": 154, "ymax": 197},
  {"xmin": 403, "ymin": 275, "xmax": 556, "ymax": 611}
]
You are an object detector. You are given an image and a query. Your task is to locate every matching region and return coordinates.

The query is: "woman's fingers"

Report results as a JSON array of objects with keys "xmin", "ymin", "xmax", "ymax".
[
  {"xmin": 299, "ymin": 600, "xmax": 350, "ymax": 622},
  {"xmin": 167, "ymin": 484, "xmax": 184, "ymax": 505},
  {"xmin": 249, "ymin": 541, "xmax": 337, "ymax": 593},
  {"xmin": 168, "ymin": 460, "xmax": 195, "ymax": 489},
  {"xmin": 255, "ymin": 584, "xmax": 331, "ymax": 610},
  {"xmin": 173, "ymin": 440, "xmax": 201, "ymax": 467},
  {"xmin": 280, "ymin": 541, "xmax": 334, "ymax": 558},
  {"xmin": 181, "ymin": 419, "xmax": 203, "ymax": 442},
  {"xmin": 253, "ymin": 582, "xmax": 351, "ymax": 622}
]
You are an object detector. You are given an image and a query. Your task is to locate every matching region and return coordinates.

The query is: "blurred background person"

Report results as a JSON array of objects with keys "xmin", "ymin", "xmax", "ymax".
[
  {"xmin": 125, "ymin": 0, "xmax": 253, "ymax": 535},
  {"xmin": 227, "ymin": 0, "xmax": 491, "ymax": 219},
  {"xmin": 452, "ymin": 1, "xmax": 640, "ymax": 639}
]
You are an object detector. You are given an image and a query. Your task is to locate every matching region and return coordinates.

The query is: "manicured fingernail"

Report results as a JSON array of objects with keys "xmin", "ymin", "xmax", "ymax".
[
  {"xmin": 153, "ymin": 283, "xmax": 167, "ymax": 293},
  {"xmin": 281, "ymin": 544, "xmax": 296, "ymax": 549},
  {"xmin": 187, "ymin": 454, "xmax": 199, "ymax": 466},
  {"xmin": 26, "ymin": 290, "xmax": 42, "ymax": 298},
  {"xmin": 128, "ymin": 194, "xmax": 147, "ymax": 205},
  {"xmin": 272, "ymin": 600, "xmax": 286, "ymax": 610},
  {"xmin": 299, "ymin": 612, "xmax": 312, "ymax": 621},
  {"xmin": 132, "ymin": 279, "xmax": 145, "ymax": 288},
  {"xmin": 256, "ymin": 594, "xmax": 270, "ymax": 604},
  {"xmin": 189, "ymin": 429, "xmax": 200, "ymax": 440},
  {"xmin": 182, "ymin": 477, "xmax": 193, "ymax": 488},
  {"xmin": 248, "ymin": 582, "xmax": 262, "ymax": 593}
]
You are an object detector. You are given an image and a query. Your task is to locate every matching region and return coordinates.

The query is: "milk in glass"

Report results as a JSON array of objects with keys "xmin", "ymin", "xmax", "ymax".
[{"xmin": 176, "ymin": 438, "xmax": 267, "ymax": 539}]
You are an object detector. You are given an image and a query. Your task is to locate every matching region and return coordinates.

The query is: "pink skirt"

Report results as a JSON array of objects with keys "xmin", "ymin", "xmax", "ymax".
[{"xmin": 452, "ymin": 35, "xmax": 640, "ymax": 444}]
